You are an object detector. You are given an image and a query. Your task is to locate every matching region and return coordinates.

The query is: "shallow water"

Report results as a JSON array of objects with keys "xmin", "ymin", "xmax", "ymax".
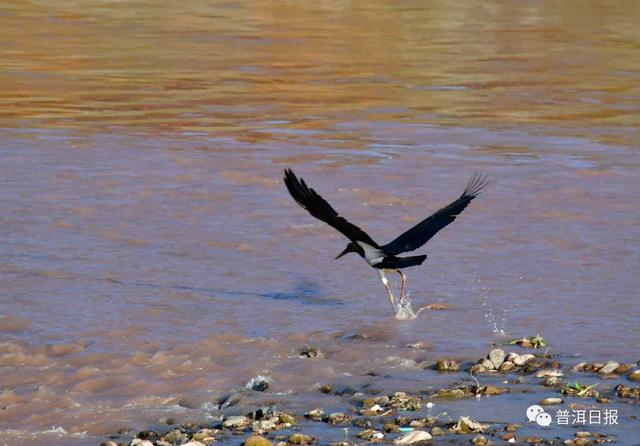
[{"xmin": 1, "ymin": 1, "xmax": 639, "ymax": 445}]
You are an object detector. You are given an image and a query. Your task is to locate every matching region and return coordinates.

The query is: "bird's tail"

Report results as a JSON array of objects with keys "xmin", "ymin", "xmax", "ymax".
[{"xmin": 394, "ymin": 254, "xmax": 427, "ymax": 268}]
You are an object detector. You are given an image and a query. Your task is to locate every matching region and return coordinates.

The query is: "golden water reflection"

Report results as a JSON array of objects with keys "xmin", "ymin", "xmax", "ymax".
[{"xmin": 1, "ymin": 1, "xmax": 639, "ymax": 143}]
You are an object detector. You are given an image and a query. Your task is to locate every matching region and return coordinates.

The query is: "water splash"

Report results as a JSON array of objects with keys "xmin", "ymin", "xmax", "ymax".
[
  {"xmin": 393, "ymin": 291, "xmax": 428, "ymax": 320},
  {"xmin": 483, "ymin": 303, "xmax": 508, "ymax": 336}
]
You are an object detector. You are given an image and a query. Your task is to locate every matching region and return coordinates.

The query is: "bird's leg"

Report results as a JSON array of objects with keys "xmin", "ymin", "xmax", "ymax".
[
  {"xmin": 397, "ymin": 270, "xmax": 407, "ymax": 301},
  {"xmin": 377, "ymin": 270, "xmax": 396, "ymax": 316}
]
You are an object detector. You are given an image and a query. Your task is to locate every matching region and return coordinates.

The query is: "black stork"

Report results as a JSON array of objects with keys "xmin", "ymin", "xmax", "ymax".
[{"xmin": 283, "ymin": 169, "xmax": 488, "ymax": 316}]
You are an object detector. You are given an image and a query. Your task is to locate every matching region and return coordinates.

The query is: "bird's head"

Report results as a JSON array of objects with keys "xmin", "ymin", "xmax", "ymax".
[{"xmin": 335, "ymin": 242, "xmax": 358, "ymax": 259}]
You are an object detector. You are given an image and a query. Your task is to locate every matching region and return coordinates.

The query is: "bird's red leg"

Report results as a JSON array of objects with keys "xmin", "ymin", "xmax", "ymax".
[
  {"xmin": 397, "ymin": 270, "xmax": 407, "ymax": 301},
  {"xmin": 378, "ymin": 270, "xmax": 396, "ymax": 315}
]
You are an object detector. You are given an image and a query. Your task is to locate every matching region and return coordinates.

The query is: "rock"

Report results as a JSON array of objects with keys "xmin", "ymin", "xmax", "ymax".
[
  {"xmin": 500, "ymin": 361, "xmax": 516, "ymax": 373},
  {"xmin": 252, "ymin": 418, "xmax": 278, "ymax": 433},
  {"xmin": 572, "ymin": 362, "xmax": 587, "ymax": 372},
  {"xmin": 304, "ymin": 409, "xmax": 326, "ymax": 421},
  {"xmin": 514, "ymin": 354, "xmax": 536, "ymax": 366},
  {"xmin": 535, "ymin": 369, "xmax": 563, "ymax": 378},
  {"xmin": 394, "ymin": 430, "xmax": 432, "ymax": 444},
  {"xmin": 435, "ymin": 359, "xmax": 459, "ymax": 372},
  {"xmin": 502, "ymin": 433, "xmax": 516, "ymax": 441},
  {"xmin": 180, "ymin": 442, "xmax": 206, "ymax": 446},
  {"xmin": 164, "ymin": 429, "xmax": 188, "ymax": 444},
  {"xmin": 351, "ymin": 418, "xmax": 373, "ymax": 428},
  {"xmin": 430, "ymin": 426, "xmax": 445, "ymax": 436},
  {"xmin": 183, "ymin": 421, "xmax": 196, "ymax": 429},
  {"xmin": 592, "ymin": 362, "xmax": 605, "ymax": 371},
  {"xmin": 334, "ymin": 385, "xmax": 357, "ymax": 396},
  {"xmin": 278, "ymin": 413, "xmax": 296, "ymax": 425},
  {"xmin": 318, "ymin": 384, "xmax": 333, "ymax": 393},
  {"xmin": 599, "ymin": 361, "xmax": 619, "ymax": 375},
  {"xmin": 616, "ymin": 383, "xmax": 640, "ymax": 399},
  {"xmin": 525, "ymin": 437, "xmax": 544, "ymax": 444},
  {"xmin": 522, "ymin": 359, "xmax": 547, "ymax": 374},
  {"xmin": 217, "ymin": 392, "xmax": 245, "ymax": 409},
  {"xmin": 471, "ymin": 435, "xmax": 488, "ymax": 445},
  {"xmin": 540, "ymin": 397, "xmax": 563, "ymax": 405},
  {"xmin": 245, "ymin": 435, "xmax": 274, "ymax": 446},
  {"xmin": 383, "ymin": 423, "xmax": 400, "ymax": 433},
  {"xmin": 246, "ymin": 375, "xmax": 272, "ymax": 391},
  {"xmin": 575, "ymin": 432, "xmax": 591, "ymax": 438},
  {"xmin": 483, "ymin": 385, "xmax": 507, "ymax": 395},
  {"xmin": 357, "ymin": 429, "xmax": 384, "ymax": 441},
  {"xmin": 505, "ymin": 423, "xmax": 519, "ymax": 432},
  {"xmin": 288, "ymin": 434, "xmax": 315, "ymax": 445},
  {"xmin": 628, "ymin": 370, "xmax": 640, "ymax": 382},
  {"xmin": 437, "ymin": 388, "xmax": 466, "ymax": 399},
  {"xmin": 192, "ymin": 428, "xmax": 217, "ymax": 442},
  {"xmin": 470, "ymin": 364, "xmax": 487, "ymax": 374},
  {"xmin": 130, "ymin": 441, "xmax": 153, "ymax": 446},
  {"xmin": 388, "ymin": 392, "xmax": 421, "ymax": 411},
  {"xmin": 100, "ymin": 442, "xmax": 118, "ymax": 446},
  {"xmin": 506, "ymin": 352, "xmax": 519, "ymax": 362},
  {"xmin": 615, "ymin": 363, "xmax": 633, "ymax": 374},
  {"xmin": 541, "ymin": 376, "xmax": 562, "ymax": 387},
  {"xmin": 223, "ymin": 415, "xmax": 251, "ymax": 430},
  {"xmin": 481, "ymin": 359, "xmax": 495, "ymax": 370},
  {"xmin": 246, "ymin": 407, "xmax": 275, "ymax": 421},
  {"xmin": 362, "ymin": 396, "xmax": 389, "ymax": 408},
  {"xmin": 299, "ymin": 346, "xmax": 323, "ymax": 358},
  {"xmin": 453, "ymin": 417, "xmax": 488, "ymax": 434},
  {"xmin": 489, "ymin": 349, "xmax": 506, "ymax": 369},
  {"xmin": 137, "ymin": 431, "xmax": 158, "ymax": 441},
  {"xmin": 327, "ymin": 412, "xmax": 347, "ymax": 424},
  {"xmin": 360, "ymin": 403, "xmax": 384, "ymax": 416}
]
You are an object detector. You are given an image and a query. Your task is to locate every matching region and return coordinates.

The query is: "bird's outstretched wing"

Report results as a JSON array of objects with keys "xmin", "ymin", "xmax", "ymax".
[
  {"xmin": 283, "ymin": 169, "xmax": 380, "ymax": 247},
  {"xmin": 382, "ymin": 173, "xmax": 488, "ymax": 255}
]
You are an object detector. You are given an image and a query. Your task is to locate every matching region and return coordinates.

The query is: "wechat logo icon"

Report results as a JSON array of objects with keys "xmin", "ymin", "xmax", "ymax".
[{"xmin": 526, "ymin": 405, "xmax": 552, "ymax": 427}]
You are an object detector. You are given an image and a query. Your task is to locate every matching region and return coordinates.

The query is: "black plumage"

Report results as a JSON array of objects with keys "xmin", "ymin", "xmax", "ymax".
[{"xmin": 283, "ymin": 168, "xmax": 488, "ymax": 316}]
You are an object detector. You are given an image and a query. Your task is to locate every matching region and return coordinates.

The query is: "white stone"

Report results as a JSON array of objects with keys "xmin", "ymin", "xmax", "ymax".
[
  {"xmin": 535, "ymin": 369, "xmax": 564, "ymax": 378},
  {"xmin": 514, "ymin": 353, "xmax": 535, "ymax": 366},
  {"xmin": 223, "ymin": 415, "xmax": 251, "ymax": 429},
  {"xmin": 489, "ymin": 349, "xmax": 506, "ymax": 369},
  {"xmin": 130, "ymin": 440, "xmax": 154, "ymax": 446},
  {"xmin": 394, "ymin": 430, "xmax": 432, "ymax": 444},
  {"xmin": 599, "ymin": 360, "xmax": 619, "ymax": 374}
]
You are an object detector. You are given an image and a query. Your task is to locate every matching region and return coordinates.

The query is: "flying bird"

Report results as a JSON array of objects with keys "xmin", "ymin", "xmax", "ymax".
[{"xmin": 283, "ymin": 169, "xmax": 488, "ymax": 316}]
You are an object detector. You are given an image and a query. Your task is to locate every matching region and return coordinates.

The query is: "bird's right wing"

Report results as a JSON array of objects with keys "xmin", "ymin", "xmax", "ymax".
[
  {"xmin": 283, "ymin": 169, "xmax": 380, "ymax": 247},
  {"xmin": 382, "ymin": 173, "xmax": 488, "ymax": 255}
]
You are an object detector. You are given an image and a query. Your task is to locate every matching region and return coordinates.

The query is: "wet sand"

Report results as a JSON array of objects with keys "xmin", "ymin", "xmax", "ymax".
[{"xmin": 1, "ymin": 1, "xmax": 640, "ymax": 445}]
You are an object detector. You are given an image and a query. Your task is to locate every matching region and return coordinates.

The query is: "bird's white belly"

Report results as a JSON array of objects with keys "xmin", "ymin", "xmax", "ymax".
[{"xmin": 356, "ymin": 241, "xmax": 385, "ymax": 266}]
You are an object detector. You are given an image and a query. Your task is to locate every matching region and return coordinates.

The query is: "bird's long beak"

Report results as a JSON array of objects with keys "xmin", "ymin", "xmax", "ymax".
[{"xmin": 335, "ymin": 247, "xmax": 350, "ymax": 259}]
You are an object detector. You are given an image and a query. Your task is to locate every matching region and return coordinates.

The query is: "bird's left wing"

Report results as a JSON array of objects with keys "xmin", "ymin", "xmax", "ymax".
[
  {"xmin": 283, "ymin": 169, "xmax": 380, "ymax": 247},
  {"xmin": 382, "ymin": 173, "xmax": 488, "ymax": 255}
]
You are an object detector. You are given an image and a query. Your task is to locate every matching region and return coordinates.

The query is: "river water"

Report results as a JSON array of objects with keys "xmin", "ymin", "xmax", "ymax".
[{"xmin": 1, "ymin": 1, "xmax": 639, "ymax": 445}]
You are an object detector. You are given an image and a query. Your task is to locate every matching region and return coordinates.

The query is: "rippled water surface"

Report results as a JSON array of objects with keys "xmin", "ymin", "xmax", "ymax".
[{"xmin": 1, "ymin": 1, "xmax": 639, "ymax": 444}]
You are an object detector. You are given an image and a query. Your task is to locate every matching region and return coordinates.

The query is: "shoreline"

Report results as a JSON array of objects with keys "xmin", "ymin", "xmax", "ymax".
[{"xmin": 95, "ymin": 344, "xmax": 639, "ymax": 446}]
